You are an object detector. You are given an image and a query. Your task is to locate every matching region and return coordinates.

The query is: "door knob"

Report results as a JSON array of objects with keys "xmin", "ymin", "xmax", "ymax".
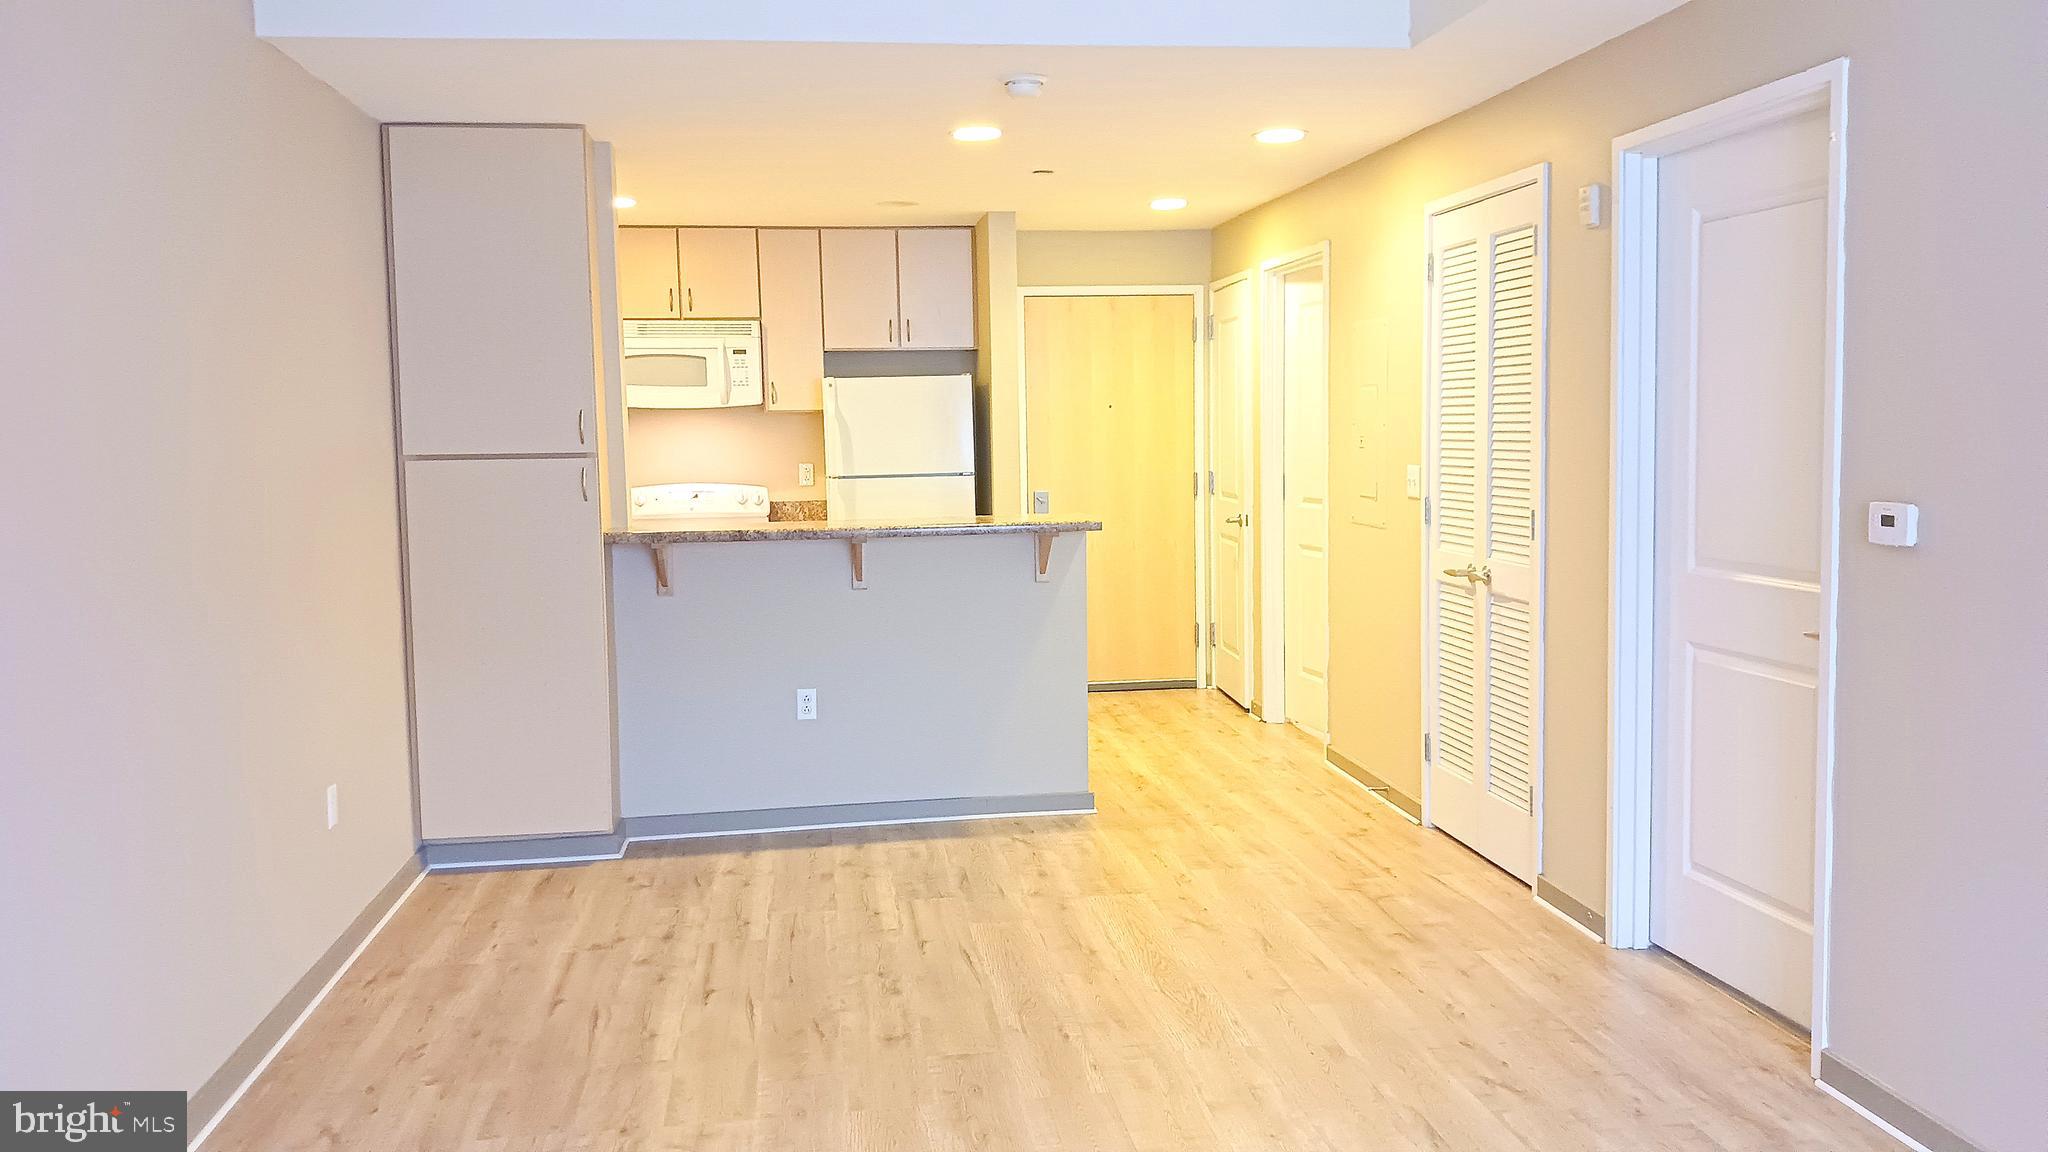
[
  {"xmin": 1228, "ymin": 513, "xmax": 1250, "ymax": 527},
  {"xmin": 1441, "ymin": 564, "xmax": 1492, "ymax": 585}
]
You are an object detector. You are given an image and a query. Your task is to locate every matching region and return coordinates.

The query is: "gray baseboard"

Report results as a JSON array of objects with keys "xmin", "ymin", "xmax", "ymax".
[
  {"xmin": 621, "ymin": 792, "xmax": 1096, "ymax": 843},
  {"xmin": 419, "ymin": 793, "xmax": 1097, "ymax": 870},
  {"xmin": 1819, "ymin": 1052, "xmax": 1986, "ymax": 1152},
  {"xmin": 1534, "ymin": 876, "xmax": 1606, "ymax": 940},
  {"xmin": 190, "ymin": 852, "xmax": 420, "ymax": 1134},
  {"xmin": 1089, "ymin": 679, "xmax": 1197, "ymax": 692},
  {"xmin": 1325, "ymin": 746, "xmax": 1422, "ymax": 819},
  {"xmin": 419, "ymin": 828, "xmax": 628, "ymax": 870}
]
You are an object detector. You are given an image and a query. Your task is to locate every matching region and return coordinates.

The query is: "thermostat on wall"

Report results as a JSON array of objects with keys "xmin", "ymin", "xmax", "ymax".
[{"xmin": 1867, "ymin": 502, "xmax": 1919, "ymax": 547}]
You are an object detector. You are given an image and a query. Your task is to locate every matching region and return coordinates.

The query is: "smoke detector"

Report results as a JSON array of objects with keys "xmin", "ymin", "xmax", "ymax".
[{"xmin": 1003, "ymin": 74, "xmax": 1047, "ymax": 98}]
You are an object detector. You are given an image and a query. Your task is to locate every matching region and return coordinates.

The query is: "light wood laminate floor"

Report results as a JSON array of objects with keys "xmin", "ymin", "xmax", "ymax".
[{"xmin": 206, "ymin": 690, "xmax": 1890, "ymax": 1151}]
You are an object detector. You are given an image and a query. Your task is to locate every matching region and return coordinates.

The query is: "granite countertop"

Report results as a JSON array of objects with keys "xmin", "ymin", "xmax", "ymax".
[{"xmin": 608, "ymin": 515, "xmax": 1103, "ymax": 545}]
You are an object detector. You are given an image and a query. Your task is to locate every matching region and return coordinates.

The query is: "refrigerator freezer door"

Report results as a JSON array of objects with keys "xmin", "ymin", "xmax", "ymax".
[
  {"xmin": 824, "ymin": 374, "xmax": 975, "ymax": 477},
  {"xmin": 826, "ymin": 475, "xmax": 977, "ymax": 521}
]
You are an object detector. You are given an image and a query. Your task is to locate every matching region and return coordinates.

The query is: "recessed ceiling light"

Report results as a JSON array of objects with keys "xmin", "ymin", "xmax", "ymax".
[
  {"xmin": 1254, "ymin": 127, "xmax": 1307, "ymax": 144},
  {"xmin": 1151, "ymin": 197, "xmax": 1188, "ymax": 212},
  {"xmin": 611, "ymin": 195, "xmax": 637, "ymax": 209},
  {"xmin": 951, "ymin": 125, "xmax": 1002, "ymax": 142}
]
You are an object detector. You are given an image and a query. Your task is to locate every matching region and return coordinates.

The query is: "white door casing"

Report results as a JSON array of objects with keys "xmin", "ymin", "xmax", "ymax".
[
  {"xmin": 1424, "ymin": 168, "xmax": 1547, "ymax": 884},
  {"xmin": 1208, "ymin": 276, "xmax": 1255, "ymax": 708},
  {"xmin": 1648, "ymin": 106, "xmax": 1830, "ymax": 1028},
  {"xmin": 1282, "ymin": 266, "xmax": 1330, "ymax": 737}
]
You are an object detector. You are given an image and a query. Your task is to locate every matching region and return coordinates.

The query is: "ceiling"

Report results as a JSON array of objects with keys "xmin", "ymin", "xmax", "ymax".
[{"xmin": 268, "ymin": 0, "xmax": 1684, "ymax": 229}]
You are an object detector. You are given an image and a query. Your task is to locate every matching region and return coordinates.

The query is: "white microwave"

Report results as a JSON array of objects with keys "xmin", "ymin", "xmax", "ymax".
[{"xmin": 622, "ymin": 319, "xmax": 761, "ymax": 409}]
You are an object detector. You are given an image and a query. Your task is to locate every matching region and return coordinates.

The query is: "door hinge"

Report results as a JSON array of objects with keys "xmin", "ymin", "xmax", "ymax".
[
  {"xmin": 1425, "ymin": 252, "xmax": 1435, "ymax": 284},
  {"xmin": 1205, "ymin": 315, "xmax": 1215, "ymax": 340},
  {"xmin": 1208, "ymin": 622, "xmax": 1217, "ymax": 647},
  {"xmin": 1195, "ymin": 622, "xmax": 1202, "ymax": 648},
  {"xmin": 1208, "ymin": 470, "xmax": 1217, "ymax": 495},
  {"xmin": 1423, "ymin": 495, "xmax": 1432, "ymax": 525},
  {"xmin": 1423, "ymin": 732, "xmax": 1433, "ymax": 762}
]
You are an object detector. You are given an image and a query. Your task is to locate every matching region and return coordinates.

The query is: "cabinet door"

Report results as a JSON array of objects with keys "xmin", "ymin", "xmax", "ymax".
[
  {"xmin": 616, "ymin": 227, "xmax": 681, "ymax": 318},
  {"xmin": 897, "ymin": 227, "xmax": 976, "ymax": 349},
  {"xmin": 386, "ymin": 125, "xmax": 598, "ymax": 456},
  {"xmin": 404, "ymin": 457, "xmax": 614, "ymax": 841},
  {"xmin": 676, "ymin": 227, "xmax": 760, "ymax": 317},
  {"xmin": 758, "ymin": 228, "xmax": 826, "ymax": 411},
  {"xmin": 821, "ymin": 228, "xmax": 901, "ymax": 349}
]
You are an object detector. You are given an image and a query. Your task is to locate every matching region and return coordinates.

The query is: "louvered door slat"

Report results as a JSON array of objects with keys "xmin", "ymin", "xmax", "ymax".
[
  {"xmin": 1436, "ymin": 240, "xmax": 1482, "ymax": 556},
  {"xmin": 1488, "ymin": 225, "xmax": 1538, "ymax": 567},
  {"xmin": 1486, "ymin": 599, "xmax": 1535, "ymax": 812}
]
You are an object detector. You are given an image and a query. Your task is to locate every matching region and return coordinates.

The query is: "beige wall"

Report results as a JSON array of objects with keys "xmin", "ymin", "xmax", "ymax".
[
  {"xmin": 625, "ymin": 408, "xmax": 825, "ymax": 501},
  {"xmin": 1018, "ymin": 229, "xmax": 1212, "ymax": 286},
  {"xmin": 1214, "ymin": 2, "xmax": 2046, "ymax": 1148},
  {"xmin": 0, "ymin": 0, "xmax": 416, "ymax": 1108}
]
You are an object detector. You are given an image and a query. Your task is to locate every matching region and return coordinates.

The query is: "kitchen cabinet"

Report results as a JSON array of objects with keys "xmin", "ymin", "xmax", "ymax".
[
  {"xmin": 404, "ymin": 457, "xmax": 615, "ymax": 841},
  {"xmin": 821, "ymin": 228, "xmax": 901, "ymax": 349},
  {"xmin": 385, "ymin": 125, "xmax": 598, "ymax": 456},
  {"xmin": 617, "ymin": 227, "xmax": 681, "ymax": 318},
  {"xmin": 897, "ymin": 228, "xmax": 976, "ymax": 349},
  {"xmin": 821, "ymin": 227, "xmax": 976, "ymax": 351},
  {"xmin": 758, "ymin": 228, "xmax": 826, "ymax": 411},
  {"xmin": 676, "ymin": 227, "xmax": 760, "ymax": 317}
]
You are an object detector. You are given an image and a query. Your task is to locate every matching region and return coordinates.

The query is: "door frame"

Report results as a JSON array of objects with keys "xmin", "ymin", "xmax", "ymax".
[
  {"xmin": 1258, "ymin": 243, "xmax": 1333, "ymax": 733},
  {"xmin": 1419, "ymin": 163, "xmax": 1551, "ymax": 885},
  {"xmin": 1604, "ymin": 60, "xmax": 1849, "ymax": 1065},
  {"xmin": 1016, "ymin": 283, "xmax": 1209, "ymax": 687}
]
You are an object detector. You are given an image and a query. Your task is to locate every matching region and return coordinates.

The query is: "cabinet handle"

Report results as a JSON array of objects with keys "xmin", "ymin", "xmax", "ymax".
[
  {"xmin": 668, "ymin": 287, "xmax": 675, "ymax": 313},
  {"xmin": 905, "ymin": 318, "xmax": 913, "ymax": 343},
  {"xmin": 577, "ymin": 409, "xmax": 586, "ymax": 445},
  {"xmin": 770, "ymin": 380, "xmax": 778, "ymax": 405},
  {"xmin": 887, "ymin": 318, "xmax": 894, "ymax": 344},
  {"xmin": 580, "ymin": 466, "xmax": 589, "ymax": 502},
  {"xmin": 687, "ymin": 287, "xmax": 694, "ymax": 313}
]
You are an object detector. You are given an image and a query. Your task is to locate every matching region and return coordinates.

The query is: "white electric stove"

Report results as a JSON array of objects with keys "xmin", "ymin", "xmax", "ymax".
[{"xmin": 628, "ymin": 482, "xmax": 771, "ymax": 525}]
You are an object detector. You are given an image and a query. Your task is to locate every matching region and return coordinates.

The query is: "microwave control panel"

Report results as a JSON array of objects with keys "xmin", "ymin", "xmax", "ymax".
[{"xmin": 725, "ymin": 344, "xmax": 761, "ymax": 405}]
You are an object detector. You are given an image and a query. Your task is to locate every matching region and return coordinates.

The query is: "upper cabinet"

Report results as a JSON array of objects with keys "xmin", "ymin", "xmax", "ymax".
[
  {"xmin": 617, "ymin": 228, "xmax": 681, "ymax": 319},
  {"xmin": 820, "ymin": 227, "xmax": 976, "ymax": 351},
  {"xmin": 386, "ymin": 125, "xmax": 598, "ymax": 457},
  {"xmin": 820, "ymin": 228, "xmax": 902, "ymax": 350},
  {"xmin": 758, "ymin": 228, "xmax": 826, "ymax": 411},
  {"xmin": 896, "ymin": 228, "xmax": 976, "ymax": 349},
  {"xmin": 676, "ymin": 227, "xmax": 760, "ymax": 317},
  {"xmin": 618, "ymin": 226, "xmax": 760, "ymax": 318}
]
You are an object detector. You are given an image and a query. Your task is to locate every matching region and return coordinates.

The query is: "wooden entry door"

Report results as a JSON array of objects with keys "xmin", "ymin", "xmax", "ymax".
[{"xmin": 1025, "ymin": 294, "xmax": 1197, "ymax": 685}]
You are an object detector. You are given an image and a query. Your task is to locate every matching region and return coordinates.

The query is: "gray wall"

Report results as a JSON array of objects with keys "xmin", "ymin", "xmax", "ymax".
[
  {"xmin": 1215, "ymin": 1, "xmax": 2047, "ymax": 1148},
  {"xmin": 0, "ymin": 0, "xmax": 417, "ymax": 1098},
  {"xmin": 612, "ymin": 535, "xmax": 1088, "ymax": 816}
]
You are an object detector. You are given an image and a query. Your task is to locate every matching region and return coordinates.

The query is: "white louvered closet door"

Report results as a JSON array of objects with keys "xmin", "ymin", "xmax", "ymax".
[{"xmin": 1426, "ymin": 174, "xmax": 1546, "ymax": 883}]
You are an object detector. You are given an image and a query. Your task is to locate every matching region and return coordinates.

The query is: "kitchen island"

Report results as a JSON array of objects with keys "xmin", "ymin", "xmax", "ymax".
[{"xmin": 604, "ymin": 516, "xmax": 1101, "ymax": 840}]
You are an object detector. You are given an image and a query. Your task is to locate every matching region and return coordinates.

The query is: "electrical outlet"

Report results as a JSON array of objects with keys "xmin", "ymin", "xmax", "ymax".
[
  {"xmin": 325, "ymin": 784, "xmax": 339, "ymax": 830},
  {"xmin": 799, "ymin": 462, "xmax": 814, "ymax": 487},
  {"xmin": 796, "ymin": 688, "xmax": 818, "ymax": 721}
]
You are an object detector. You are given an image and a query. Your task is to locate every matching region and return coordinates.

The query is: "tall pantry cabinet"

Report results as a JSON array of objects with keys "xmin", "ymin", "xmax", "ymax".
[{"xmin": 384, "ymin": 125, "xmax": 615, "ymax": 843}]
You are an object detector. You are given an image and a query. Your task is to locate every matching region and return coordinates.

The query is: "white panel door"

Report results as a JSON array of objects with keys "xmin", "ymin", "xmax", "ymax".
[
  {"xmin": 404, "ymin": 457, "xmax": 614, "ymax": 841},
  {"xmin": 896, "ymin": 228, "xmax": 976, "ymax": 349},
  {"xmin": 386, "ymin": 125, "xmax": 597, "ymax": 457},
  {"xmin": 821, "ymin": 228, "xmax": 901, "ymax": 350},
  {"xmin": 1652, "ymin": 108, "xmax": 1829, "ymax": 1027},
  {"xmin": 1426, "ymin": 176, "xmax": 1544, "ymax": 883},
  {"xmin": 1282, "ymin": 268, "xmax": 1329, "ymax": 737},
  {"xmin": 1208, "ymin": 278, "xmax": 1254, "ymax": 708}
]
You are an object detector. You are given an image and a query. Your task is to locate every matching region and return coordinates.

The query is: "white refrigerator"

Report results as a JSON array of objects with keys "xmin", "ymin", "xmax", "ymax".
[{"xmin": 823, "ymin": 374, "xmax": 977, "ymax": 520}]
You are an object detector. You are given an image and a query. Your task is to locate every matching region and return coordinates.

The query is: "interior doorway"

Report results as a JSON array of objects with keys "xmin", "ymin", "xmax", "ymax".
[
  {"xmin": 1263, "ymin": 249, "xmax": 1331, "ymax": 739},
  {"xmin": 1020, "ymin": 287, "xmax": 1204, "ymax": 689},
  {"xmin": 1607, "ymin": 60, "xmax": 1849, "ymax": 1046},
  {"xmin": 1205, "ymin": 275, "xmax": 1256, "ymax": 709}
]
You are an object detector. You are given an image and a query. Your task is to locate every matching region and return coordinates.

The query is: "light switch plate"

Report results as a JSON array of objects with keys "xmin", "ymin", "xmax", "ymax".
[
  {"xmin": 1033, "ymin": 491, "xmax": 1050, "ymax": 514},
  {"xmin": 1405, "ymin": 465, "xmax": 1422, "ymax": 499},
  {"xmin": 798, "ymin": 462, "xmax": 814, "ymax": 487},
  {"xmin": 1867, "ymin": 501, "xmax": 1919, "ymax": 547}
]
